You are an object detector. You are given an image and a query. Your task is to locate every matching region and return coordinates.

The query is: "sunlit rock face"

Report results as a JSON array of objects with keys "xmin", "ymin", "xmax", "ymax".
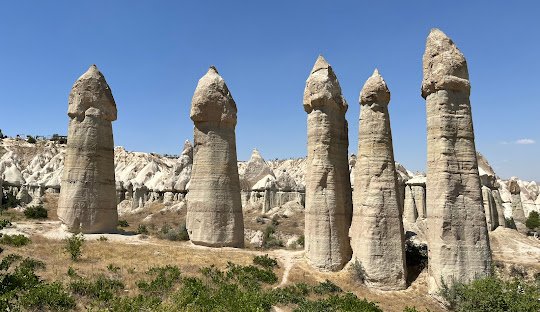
[
  {"xmin": 186, "ymin": 66, "xmax": 244, "ymax": 248},
  {"xmin": 350, "ymin": 69, "xmax": 406, "ymax": 290},
  {"xmin": 421, "ymin": 29, "xmax": 492, "ymax": 294},
  {"xmin": 303, "ymin": 55, "xmax": 352, "ymax": 271},
  {"xmin": 57, "ymin": 65, "xmax": 119, "ymax": 233}
]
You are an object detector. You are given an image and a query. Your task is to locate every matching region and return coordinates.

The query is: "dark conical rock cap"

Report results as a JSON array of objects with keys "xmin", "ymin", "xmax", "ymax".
[
  {"xmin": 360, "ymin": 69, "xmax": 390, "ymax": 105},
  {"xmin": 68, "ymin": 64, "xmax": 117, "ymax": 121},
  {"xmin": 421, "ymin": 28, "xmax": 470, "ymax": 98},
  {"xmin": 190, "ymin": 66, "xmax": 237, "ymax": 126},
  {"xmin": 303, "ymin": 55, "xmax": 348, "ymax": 113}
]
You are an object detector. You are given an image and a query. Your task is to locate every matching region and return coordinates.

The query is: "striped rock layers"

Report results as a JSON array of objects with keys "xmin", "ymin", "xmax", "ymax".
[
  {"xmin": 303, "ymin": 56, "xmax": 352, "ymax": 271},
  {"xmin": 57, "ymin": 65, "xmax": 118, "ymax": 233},
  {"xmin": 421, "ymin": 29, "xmax": 492, "ymax": 294},
  {"xmin": 186, "ymin": 66, "xmax": 244, "ymax": 248},
  {"xmin": 350, "ymin": 69, "xmax": 407, "ymax": 290}
]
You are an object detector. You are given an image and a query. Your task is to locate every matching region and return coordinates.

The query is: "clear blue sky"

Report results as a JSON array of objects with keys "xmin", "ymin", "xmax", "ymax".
[{"xmin": 0, "ymin": 1, "xmax": 538, "ymax": 181}]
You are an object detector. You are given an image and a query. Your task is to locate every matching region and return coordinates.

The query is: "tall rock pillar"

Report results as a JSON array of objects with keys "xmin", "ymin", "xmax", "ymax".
[
  {"xmin": 186, "ymin": 66, "xmax": 244, "ymax": 248},
  {"xmin": 57, "ymin": 65, "xmax": 118, "ymax": 233},
  {"xmin": 350, "ymin": 69, "xmax": 406, "ymax": 290},
  {"xmin": 303, "ymin": 56, "xmax": 352, "ymax": 271},
  {"xmin": 421, "ymin": 29, "xmax": 492, "ymax": 294}
]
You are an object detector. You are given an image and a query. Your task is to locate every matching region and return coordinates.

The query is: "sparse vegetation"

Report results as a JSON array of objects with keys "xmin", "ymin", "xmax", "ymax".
[
  {"xmin": 262, "ymin": 224, "xmax": 283, "ymax": 248},
  {"xmin": 0, "ymin": 219, "xmax": 12, "ymax": 230},
  {"xmin": 0, "ymin": 192, "xmax": 20, "ymax": 210},
  {"xmin": 296, "ymin": 234, "xmax": 305, "ymax": 247},
  {"xmin": 26, "ymin": 135, "xmax": 37, "ymax": 143},
  {"xmin": 158, "ymin": 223, "xmax": 189, "ymax": 241},
  {"xmin": 24, "ymin": 205, "xmax": 48, "ymax": 219},
  {"xmin": 117, "ymin": 220, "xmax": 129, "ymax": 227},
  {"xmin": 0, "ymin": 234, "xmax": 31, "ymax": 246},
  {"xmin": 137, "ymin": 224, "xmax": 149, "ymax": 235},
  {"xmin": 98, "ymin": 235, "xmax": 108, "ymax": 242},
  {"xmin": 253, "ymin": 254, "xmax": 279, "ymax": 269},
  {"xmin": 64, "ymin": 233, "xmax": 85, "ymax": 261},
  {"xmin": 351, "ymin": 259, "xmax": 366, "ymax": 283},
  {"xmin": 525, "ymin": 211, "xmax": 540, "ymax": 230}
]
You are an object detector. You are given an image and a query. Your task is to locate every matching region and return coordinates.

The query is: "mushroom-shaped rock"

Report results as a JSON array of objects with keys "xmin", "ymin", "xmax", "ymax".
[
  {"xmin": 303, "ymin": 55, "xmax": 352, "ymax": 271},
  {"xmin": 421, "ymin": 29, "xmax": 492, "ymax": 294},
  {"xmin": 186, "ymin": 66, "xmax": 244, "ymax": 247},
  {"xmin": 57, "ymin": 65, "xmax": 119, "ymax": 233},
  {"xmin": 350, "ymin": 69, "xmax": 407, "ymax": 290}
]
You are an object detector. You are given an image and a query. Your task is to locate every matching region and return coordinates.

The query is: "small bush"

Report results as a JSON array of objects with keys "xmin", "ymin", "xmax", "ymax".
[
  {"xmin": 98, "ymin": 235, "xmax": 108, "ymax": 242},
  {"xmin": 137, "ymin": 265, "xmax": 182, "ymax": 295},
  {"xmin": 312, "ymin": 279, "xmax": 342, "ymax": 295},
  {"xmin": 64, "ymin": 233, "xmax": 85, "ymax": 261},
  {"xmin": 296, "ymin": 234, "xmax": 305, "ymax": 247},
  {"xmin": 0, "ymin": 219, "xmax": 12, "ymax": 229},
  {"xmin": 526, "ymin": 211, "xmax": 540, "ymax": 230},
  {"xmin": 253, "ymin": 254, "xmax": 279, "ymax": 269},
  {"xmin": 159, "ymin": 223, "xmax": 189, "ymax": 241},
  {"xmin": 262, "ymin": 224, "xmax": 283, "ymax": 249},
  {"xmin": 24, "ymin": 205, "xmax": 48, "ymax": 219},
  {"xmin": 118, "ymin": 220, "xmax": 129, "ymax": 227},
  {"xmin": 0, "ymin": 234, "xmax": 31, "ymax": 246},
  {"xmin": 70, "ymin": 274, "xmax": 124, "ymax": 302},
  {"xmin": 137, "ymin": 224, "xmax": 149, "ymax": 235},
  {"xmin": 19, "ymin": 282, "xmax": 75, "ymax": 310},
  {"xmin": 26, "ymin": 135, "xmax": 37, "ymax": 144},
  {"xmin": 107, "ymin": 263, "xmax": 121, "ymax": 273}
]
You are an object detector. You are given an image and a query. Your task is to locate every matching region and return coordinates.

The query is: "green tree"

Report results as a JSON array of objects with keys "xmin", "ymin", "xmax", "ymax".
[{"xmin": 525, "ymin": 211, "xmax": 540, "ymax": 230}]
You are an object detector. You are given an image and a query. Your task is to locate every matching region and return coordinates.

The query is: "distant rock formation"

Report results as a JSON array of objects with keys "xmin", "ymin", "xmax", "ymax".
[
  {"xmin": 57, "ymin": 65, "xmax": 118, "ymax": 233},
  {"xmin": 303, "ymin": 56, "xmax": 352, "ymax": 271},
  {"xmin": 350, "ymin": 69, "xmax": 406, "ymax": 290},
  {"xmin": 186, "ymin": 66, "xmax": 244, "ymax": 248},
  {"xmin": 421, "ymin": 29, "xmax": 492, "ymax": 294}
]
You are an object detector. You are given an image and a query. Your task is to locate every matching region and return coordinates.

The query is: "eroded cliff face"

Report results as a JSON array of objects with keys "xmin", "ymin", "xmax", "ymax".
[{"xmin": 57, "ymin": 65, "xmax": 118, "ymax": 233}]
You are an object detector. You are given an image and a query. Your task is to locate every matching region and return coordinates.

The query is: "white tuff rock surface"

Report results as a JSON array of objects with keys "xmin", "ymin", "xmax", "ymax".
[
  {"xmin": 421, "ymin": 29, "xmax": 492, "ymax": 294},
  {"xmin": 57, "ymin": 65, "xmax": 118, "ymax": 233},
  {"xmin": 186, "ymin": 66, "xmax": 244, "ymax": 248},
  {"xmin": 303, "ymin": 55, "xmax": 352, "ymax": 271}
]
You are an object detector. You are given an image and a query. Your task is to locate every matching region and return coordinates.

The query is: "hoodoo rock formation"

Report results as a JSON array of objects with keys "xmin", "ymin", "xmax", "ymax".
[
  {"xmin": 350, "ymin": 69, "xmax": 407, "ymax": 290},
  {"xmin": 57, "ymin": 65, "xmax": 119, "ymax": 233},
  {"xmin": 186, "ymin": 66, "xmax": 244, "ymax": 248},
  {"xmin": 421, "ymin": 29, "xmax": 492, "ymax": 293},
  {"xmin": 303, "ymin": 56, "xmax": 352, "ymax": 271}
]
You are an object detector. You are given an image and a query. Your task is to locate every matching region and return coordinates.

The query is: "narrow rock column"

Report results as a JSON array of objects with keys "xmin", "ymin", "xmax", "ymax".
[
  {"xmin": 303, "ymin": 56, "xmax": 352, "ymax": 271},
  {"xmin": 350, "ymin": 69, "xmax": 406, "ymax": 290},
  {"xmin": 508, "ymin": 179, "xmax": 526, "ymax": 223},
  {"xmin": 482, "ymin": 186, "xmax": 499, "ymax": 231},
  {"xmin": 57, "ymin": 65, "xmax": 118, "ymax": 233},
  {"xmin": 403, "ymin": 185, "xmax": 419, "ymax": 224},
  {"xmin": 421, "ymin": 29, "xmax": 492, "ymax": 294},
  {"xmin": 492, "ymin": 189, "xmax": 507, "ymax": 227},
  {"xmin": 186, "ymin": 66, "xmax": 244, "ymax": 248}
]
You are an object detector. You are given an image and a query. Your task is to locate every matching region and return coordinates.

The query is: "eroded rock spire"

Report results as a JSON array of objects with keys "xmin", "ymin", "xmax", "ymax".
[
  {"xmin": 186, "ymin": 66, "xmax": 244, "ymax": 247},
  {"xmin": 303, "ymin": 55, "xmax": 352, "ymax": 271},
  {"xmin": 57, "ymin": 65, "xmax": 118, "ymax": 233},
  {"xmin": 422, "ymin": 29, "xmax": 492, "ymax": 294},
  {"xmin": 350, "ymin": 69, "xmax": 407, "ymax": 290}
]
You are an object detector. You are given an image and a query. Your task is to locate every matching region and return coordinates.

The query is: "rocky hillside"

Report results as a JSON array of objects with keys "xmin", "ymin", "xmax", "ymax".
[{"xmin": 1, "ymin": 138, "xmax": 538, "ymax": 220}]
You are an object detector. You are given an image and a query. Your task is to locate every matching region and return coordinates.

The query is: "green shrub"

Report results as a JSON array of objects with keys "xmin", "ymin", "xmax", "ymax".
[
  {"xmin": 263, "ymin": 224, "xmax": 283, "ymax": 249},
  {"xmin": 98, "ymin": 235, "xmax": 108, "ymax": 242},
  {"xmin": 19, "ymin": 282, "xmax": 75, "ymax": 310},
  {"xmin": 295, "ymin": 292, "xmax": 383, "ymax": 312},
  {"xmin": 107, "ymin": 263, "xmax": 120, "ymax": 273},
  {"xmin": 64, "ymin": 233, "xmax": 84, "ymax": 261},
  {"xmin": 526, "ymin": 211, "xmax": 540, "ymax": 230},
  {"xmin": 70, "ymin": 274, "xmax": 124, "ymax": 302},
  {"xmin": 137, "ymin": 224, "xmax": 149, "ymax": 235},
  {"xmin": 24, "ymin": 205, "xmax": 48, "ymax": 219},
  {"xmin": 0, "ymin": 219, "xmax": 12, "ymax": 230},
  {"xmin": 117, "ymin": 220, "xmax": 129, "ymax": 227},
  {"xmin": 159, "ymin": 223, "xmax": 189, "ymax": 241},
  {"xmin": 253, "ymin": 254, "xmax": 279, "ymax": 269},
  {"xmin": 137, "ymin": 265, "xmax": 182, "ymax": 295},
  {"xmin": 351, "ymin": 259, "xmax": 366, "ymax": 283},
  {"xmin": 0, "ymin": 234, "xmax": 31, "ymax": 246},
  {"xmin": 296, "ymin": 234, "xmax": 305, "ymax": 247},
  {"xmin": 26, "ymin": 135, "xmax": 37, "ymax": 144},
  {"xmin": 439, "ymin": 275, "xmax": 540, "ymax": 311},
  {"xmin": 312, "ymin": 279, "xmax": 342, "ymax": 295}
]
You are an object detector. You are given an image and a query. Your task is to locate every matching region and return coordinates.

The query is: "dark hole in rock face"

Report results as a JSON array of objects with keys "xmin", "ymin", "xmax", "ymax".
[{"xmin": 405, "ymin": 235, "xmax": 428, "ymax": 286}]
